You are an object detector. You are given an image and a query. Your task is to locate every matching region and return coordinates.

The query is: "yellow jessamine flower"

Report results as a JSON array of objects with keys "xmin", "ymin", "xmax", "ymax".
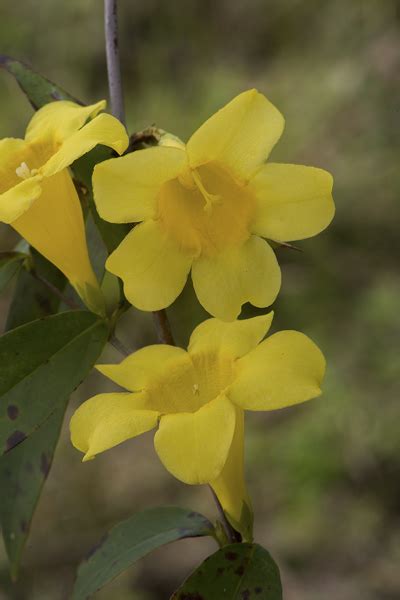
[
  {"xmin": 70, "ymin": 313, "xmax": 325, "ymax": 539},
  {"xmin": 93, "ymin": 89, "xmax": 334, "ymax": 321},
  {"xmin": 0, "ymin": 100, "xmax": 128, "ymax": 313}
]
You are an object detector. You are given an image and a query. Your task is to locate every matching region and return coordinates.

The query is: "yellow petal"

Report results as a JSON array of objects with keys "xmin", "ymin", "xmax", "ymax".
[
  {"xmin": 187, "ymin": 89, "xmax": 284, "ymax": 180},
  {"xmin": 42, "ymin": 113, "xmax": 129, "ymax": 177},
  {"xmin": 70, "ymin": 392, "xmax": 160, "ymax": 461},
  {"xmin": 0, "ymin": 138, "xmax": 29, "ymax": 192},
  {"xmin": 188, "ymin": 313, "xmax": 274, "ymax": 360},
  {"xmin": 192, "ymin": 236, "xmax": 281, "ymax": 321},
  {"xmin": 97, "ymin": 344, "xmax": 190, "ymax": 391},
  {"xmin": 210, "ymin": 407, "xmax": 253, "ymax": 541},
  {"xmin": 12, "ymin": 169, "xmax": 103, "ymax": 314},
  {"xmin": 93, "ymin": 146, "xmax": 187, "ymax": 223},
  {"xmin": 229, "ymin": 331, "xmax": 326, "ymax": 411},
  {"xmin": 154, "ymin": 394, "xmax": 236, "ymax": 485},
  {"xmin": 251, "ymin": 163, "xmax": 335, "ymax": 241},
  {"xmin": 25, "ymin": 99, "xmax": 106, "ymax": 143},
  {"xmin": 0, "ymin": 175, "xmax": 43, "ymax": 223},
  {"xmin": 106, "ymin": 220, "xmax": 193, "ymax": 311}
]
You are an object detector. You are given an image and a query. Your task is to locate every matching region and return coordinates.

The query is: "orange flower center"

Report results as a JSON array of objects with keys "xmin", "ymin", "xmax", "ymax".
[{"xmin": 156, "ymin": 161, "xmax": 256, "ymax": 257}]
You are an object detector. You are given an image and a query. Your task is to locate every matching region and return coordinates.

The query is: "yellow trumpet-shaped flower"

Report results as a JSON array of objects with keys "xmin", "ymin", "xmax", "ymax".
[
  {"xmin": 0, "ymin": 100, "xmax": 128, "ymax": 313},
  {"xmin": 70, "ymin": 313, "xmax": 326, "ymax": 539},
  {"xmin": 93, "ymin": 89, "xmax": 334, "ymax": 321}
]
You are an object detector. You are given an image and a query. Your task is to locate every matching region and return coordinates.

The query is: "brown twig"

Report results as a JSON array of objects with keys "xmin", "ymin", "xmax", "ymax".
[
  {"xmin": 104, "ymin": 0, "xmax": 125, "ymax": 124},
  {"xmin": 152, "ymin": 309, "xmax": 175, "ymax": 346},
  {"xmin": 30, "ymin": 270, "xmax": 80, "ymax": 310}
]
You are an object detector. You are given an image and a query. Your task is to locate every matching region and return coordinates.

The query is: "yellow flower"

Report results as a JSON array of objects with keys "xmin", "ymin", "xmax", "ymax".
[
  {"xmin": 0, "ymin": 100, "xmax": 128, "ymax": 313},
  {"xmin": 70, "ymin": 313, "xmax": 326, "ymax": 539},
  {"xmin": 93, "ymin": 89, "xmax": 334, "ymax": 321}
]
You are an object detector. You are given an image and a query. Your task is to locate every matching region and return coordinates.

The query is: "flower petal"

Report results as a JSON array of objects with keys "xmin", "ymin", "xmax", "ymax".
[
  {"xmin": 229, "ymin": 331, "xmax": 326, "ymax": 411},
  {"xmin": 106, "ymin": 220, "xmax": 193, "ymax": 311},
  {"xmin": 210, "ymin": 407, "xmax": 253, "ymax": 541},
  {"xmin": 188, "ymin": 313, "xmax": 274, "ymax": 360},
  {"xmin": 70, "ymin": 392, "xmax": 160, "ymax": 461},
  {"xmin": 192, "ymin": 236, "xmax": 281, "ymax": 321},
  {"xmin": 250, "ymin": 163, "xmax": 335, "ymax": 241},
  {"xmin": 42, "ymin": 113, "xmax": 129, "ymax": 177},
  {"xmin": 0, "ymin": 138, "xmax": 30, "ymax": 193},
  {"xmin": 187, "ymin": 89, "xmax": 284, "ymax": 180},
  {"xmin": 154, "ymin": 394, "xmax": 236, "ymax": 485},
  {"xmin": 25, "ymin": 100, "xmax": 106, "ymax": 143},
  {"xmin": 12, "ymin": 169, "xmax": 103, "ymax": 314},
  {"xmin": 97, "ymin": 344, "xmax": 190, "ymax": 392},
  {"xmin": 0, "ymin": 175, "xmax": 43, "ymax": 223},
  {"xmin": 93, "ymin": 146, "xmax": 187, "ymax": 223}
]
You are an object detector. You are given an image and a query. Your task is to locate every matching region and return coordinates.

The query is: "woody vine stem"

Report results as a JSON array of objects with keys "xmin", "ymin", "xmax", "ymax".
[{"xmin": 103, "ymin": 0, "xmax": 240, "ymax": 543}]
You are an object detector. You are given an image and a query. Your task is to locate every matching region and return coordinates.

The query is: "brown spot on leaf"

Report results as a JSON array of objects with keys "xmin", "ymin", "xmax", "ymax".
[
  {"xmin": 7, "ymin": 405, "xmax": 19, "ymax": 420},
  {"xmin": 254, "ymin": 587, "xmax": 262, "ymax": 595},
  {"xmin": 241, "ymin": 591, "xmax": 251, "ymax": 600},
  {"xmin": 20, "ymin": 520, "xmax": 28, "ymax": 533},
  {"xmin": 6, "ymin": 431, "xmax": 26, "ymax": 451},
  {"xmin": 225, "ymin": 551, "xmax": 238, "ymax": 561},
  {"xmin": 216, "ymin": 567, "xmax": 225, "ymax": 576},
  {"xmin": 40, "ymin": 453, "xmax": 51, "ymax": 477},
  {"xmin": 235, "ymin": 565, "xmax": 245, "ymax": 576},
  {"xmin": 85, "ymin": 533, "xmax": 108, "ymax": 561}
]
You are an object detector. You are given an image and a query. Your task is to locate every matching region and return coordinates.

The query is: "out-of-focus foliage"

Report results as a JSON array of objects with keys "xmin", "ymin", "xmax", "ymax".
[{"xmin": 0, "ymin": 1, "xmax": 399, "ymax": 599}]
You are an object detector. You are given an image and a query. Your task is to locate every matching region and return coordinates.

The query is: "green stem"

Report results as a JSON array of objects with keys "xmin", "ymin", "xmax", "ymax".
[{"xmin": 209, "ymin": 486, "xmax": 242, "ymax": 545}]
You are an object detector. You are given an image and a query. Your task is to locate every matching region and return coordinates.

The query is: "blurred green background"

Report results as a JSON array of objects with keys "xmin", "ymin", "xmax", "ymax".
[{"xmin": 1, "ymin": 0, "xmax": 400, "ymax": 598}]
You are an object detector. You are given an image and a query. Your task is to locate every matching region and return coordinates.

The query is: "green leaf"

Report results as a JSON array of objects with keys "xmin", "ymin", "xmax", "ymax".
[
  {"xmin": 0, "ymin": 402, "xmax": 65, "ymax": 579},
  {"xmin": 171, "ymin": 543, "xmax": 282, "ymax": 600},
  {"xmin": 0, "ymin": 54, "xmax": 78, "ymax": 110},
  {"xmin": 0, "ymin": 310, "xmax": 108, "ymax": 455},
  {"xmin": 5, "ymin": 249, "xmax": 67, "ymax": 330},
  {"xmin": 72, "ymin": 507, "xmax": 215, "ymax": 600},
  {"xmin": 0, "ymin": 252, "xmax": 26, "ymax": 293}
]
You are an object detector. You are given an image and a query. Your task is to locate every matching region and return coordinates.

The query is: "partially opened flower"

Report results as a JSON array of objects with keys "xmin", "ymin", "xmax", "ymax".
[
  {"xmin": 93, "ymin": 89, "xmax": 334, "ymax": 321},
  {"xmin": 70, "ymin": 313, "xmax": 326, "ymax": 539},
  {"xmin": 0, "ymin": 100, "xmax": 128, "ymax": 313}
]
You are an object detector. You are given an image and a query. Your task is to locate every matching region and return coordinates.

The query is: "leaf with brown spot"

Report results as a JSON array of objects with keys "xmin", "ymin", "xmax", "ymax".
[
  {"xmin": 0, "ymin": 311, "xmax": 108, "ymax": 455},
  {"xmin": 0, "ymin": 311, "xmax": 108, "ymax": 577},
  {"xmin": 0, "ymin": 403, "xmax": 65, "ymax": 580},
  {"xmin": 171, "ymin": 543, "xmax": 282, "ymax": 599}
]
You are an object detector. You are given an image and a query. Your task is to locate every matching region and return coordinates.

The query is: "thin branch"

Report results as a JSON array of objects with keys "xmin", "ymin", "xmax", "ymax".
[
  {"xmin": 209, "ymin": 486, "xmax": 242, "ymax": 544},
  {"xmin": 109, "ymin": 334, "xmax": 131, "ymax": 357},
  {"xmin": 30, "ymin": 270, "xmax": 80, "ymax": 310},
  {"xmin": 153, "ymin": 309, "xmax": 175, "ymax": 345},
  {"xmin": 31, "ymin": 270, "xmax": 130, "ymax": 358},
  {"xmin": 104, "ymin": 0, "xmax": 125, "ymax": 124}
]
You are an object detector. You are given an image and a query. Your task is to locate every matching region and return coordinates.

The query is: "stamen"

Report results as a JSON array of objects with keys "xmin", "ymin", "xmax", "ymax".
[
  {"xmin": 15, "ymin": 162, "xmax": 32, "ymax": 180},
  {"xmin": 192, "ymin": 170, "xmax": 222, "ymax": 214}
]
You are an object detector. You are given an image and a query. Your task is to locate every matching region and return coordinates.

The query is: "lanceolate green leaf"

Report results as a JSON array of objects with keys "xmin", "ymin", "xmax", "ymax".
[
  {"xmin": 0, "ymin": 54, "xmax": 78, "ymax": 109},
  {"xmin": 171, "ymin": 543, "xmax": 282, "ymax": 600},
  {"xmin": 72, "ymin": 507, "xmax": 215, "ymax": 600},
  {"xmin": 0, "ymin": 403, "xmax": 66, "ymax": 579},
  {"xmin": 0, "ymin": 252, "xmax": 26, "ymax": 293},
  {"xmin": 0, "ymin": 310, "xmax": 108, "ymax": 455}
]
